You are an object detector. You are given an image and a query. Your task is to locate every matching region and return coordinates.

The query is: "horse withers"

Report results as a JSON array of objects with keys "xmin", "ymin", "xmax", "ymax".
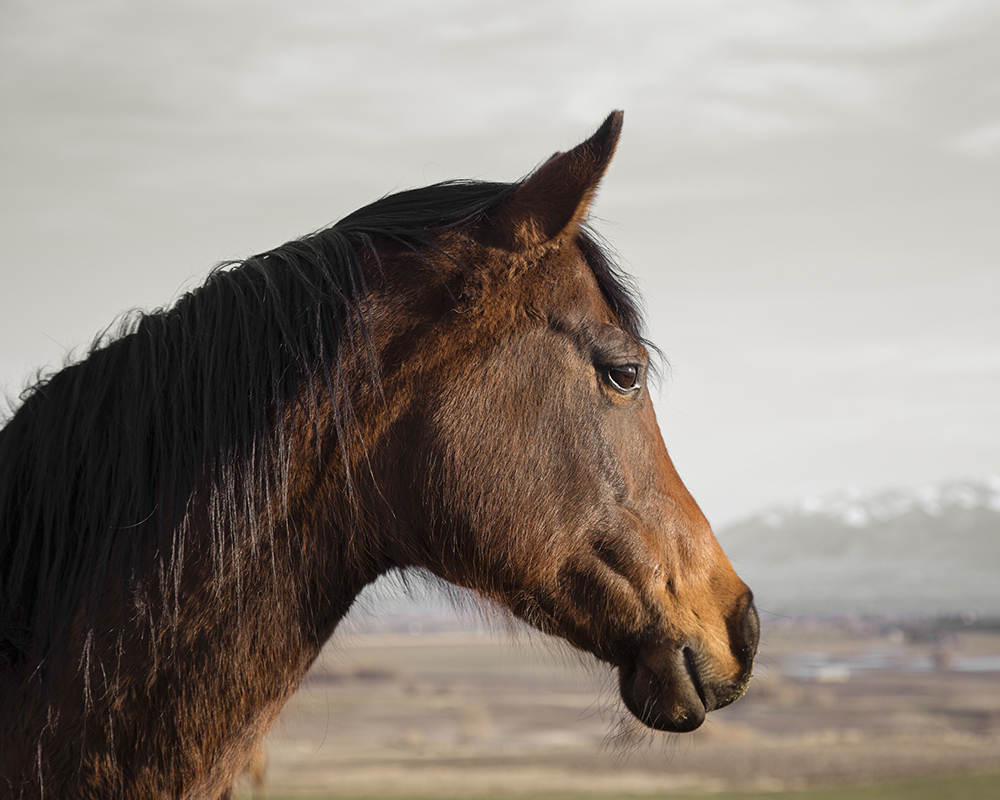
[{"xmin": 0, "ymin": 111, "xmax": 757, "ymax": 797}]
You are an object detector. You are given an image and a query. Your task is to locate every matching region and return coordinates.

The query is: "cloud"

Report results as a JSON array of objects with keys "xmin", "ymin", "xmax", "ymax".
[
  {"xmin": 4, "ymin": 0, "xmax": 996, "ymax": 156},
  {"xmin": 948, "ymin": 121, "xmax": 1000, "ymax": 157}
]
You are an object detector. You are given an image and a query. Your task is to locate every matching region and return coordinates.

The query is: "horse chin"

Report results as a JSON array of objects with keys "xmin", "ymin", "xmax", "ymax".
[{"xmin": 617, "ymin": 646, "xmax": 707, "ymax": 733}]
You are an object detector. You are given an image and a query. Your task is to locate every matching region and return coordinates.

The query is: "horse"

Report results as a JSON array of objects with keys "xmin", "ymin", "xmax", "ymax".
[{"xmin": 0, "ymin": 111, "xmax": 758, "ymax": 798}]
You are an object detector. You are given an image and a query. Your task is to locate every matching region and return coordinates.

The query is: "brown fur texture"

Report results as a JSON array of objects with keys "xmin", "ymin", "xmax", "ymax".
[{"xmin": 0, "ymin": 112, "xmax": 757, "ymax": 798}]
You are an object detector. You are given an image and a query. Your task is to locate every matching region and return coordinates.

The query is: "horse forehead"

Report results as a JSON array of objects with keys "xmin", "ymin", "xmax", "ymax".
[{"xmin": 526, "ymin": 244, "xmax": 617, "ymax": 324}]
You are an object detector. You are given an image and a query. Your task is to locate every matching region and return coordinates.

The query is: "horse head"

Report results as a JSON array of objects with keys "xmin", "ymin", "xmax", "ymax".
[{"xmin": 367, "ymin": 112, "xmax": 758, "ymax": 732}]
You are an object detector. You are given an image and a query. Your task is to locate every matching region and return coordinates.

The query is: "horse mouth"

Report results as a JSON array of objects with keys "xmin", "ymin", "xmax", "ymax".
[
  {"xmin": 682, "ymin": 645, "xmax": 711, "ymax": 709},
  {"xmin": 617, "ymin": 645, "xmax": 708, "ymax": 733}
]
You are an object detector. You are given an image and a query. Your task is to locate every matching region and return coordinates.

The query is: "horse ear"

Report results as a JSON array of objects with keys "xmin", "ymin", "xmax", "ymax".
[{"xmin": 485, "ymin": 110, "xmax": 623, "ymax": 251}]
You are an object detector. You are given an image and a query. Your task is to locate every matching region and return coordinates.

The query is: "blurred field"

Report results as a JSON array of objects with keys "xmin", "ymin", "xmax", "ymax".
[
  {"xmin": 250, "ymin": 770, "xmax": 1000, "ymax": 799},
  {"xmin": 252, "ymin": 770, "xmax": 1000, "ymax": 799},
  {"xmin": 235, "ymin": 620, "xmax": 1000, "ymax": 798}
]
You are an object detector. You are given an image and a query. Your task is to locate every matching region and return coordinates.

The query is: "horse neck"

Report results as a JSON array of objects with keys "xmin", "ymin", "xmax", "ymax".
[
  {"xmin": 116, "ymin": 400, "xmax": 383, "ymax": 795},
  {"xmin": 10, "ymin": 364, "xmax": 386, "ymax": 799},
  {"xmin": 130, "ymin": 300, "xmax": 424, "ymax": 795}
]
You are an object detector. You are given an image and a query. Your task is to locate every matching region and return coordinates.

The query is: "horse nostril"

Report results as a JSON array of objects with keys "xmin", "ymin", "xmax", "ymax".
[{"xmin": 739, "ymin": 593, "xmax": 760, "ymax": 662}]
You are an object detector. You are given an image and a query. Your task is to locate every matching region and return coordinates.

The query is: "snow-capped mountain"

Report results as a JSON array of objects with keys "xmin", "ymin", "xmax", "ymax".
[{"xmin": 717, "ymin": 477, "xmax": 1000, "ymax": 617}]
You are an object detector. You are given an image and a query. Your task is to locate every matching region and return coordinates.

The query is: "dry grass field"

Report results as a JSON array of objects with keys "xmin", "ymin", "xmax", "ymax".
[{"xmin": 235, "ymin": 619, "xmax": 1000, "ymax": 798}]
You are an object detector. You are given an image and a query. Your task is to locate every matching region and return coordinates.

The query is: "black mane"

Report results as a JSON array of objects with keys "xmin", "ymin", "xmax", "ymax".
[{"xmin": 0, "ymin": 178, "xmax": 643, "ymax": 664}]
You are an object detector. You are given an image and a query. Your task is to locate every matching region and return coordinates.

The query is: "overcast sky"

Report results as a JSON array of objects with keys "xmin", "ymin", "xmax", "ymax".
[{"xmin": 1, "ymin": 0, "xmax": 997, "ymax": 526}]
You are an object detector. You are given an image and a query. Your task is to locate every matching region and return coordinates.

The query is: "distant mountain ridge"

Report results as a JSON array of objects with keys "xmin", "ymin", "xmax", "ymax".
[
  {"xmin": 747, "ymin": 476, "xmax": 1000, "ymax": 529},
  {"xmin": 717, "ymin": 476, "xmax": 1000, "ymax": 617}
]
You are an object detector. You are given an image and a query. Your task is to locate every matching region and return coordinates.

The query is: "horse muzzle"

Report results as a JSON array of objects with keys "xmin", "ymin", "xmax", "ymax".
[{"xmin": 618, "ymin": 596, "xmax": 759, "ymax": 732}]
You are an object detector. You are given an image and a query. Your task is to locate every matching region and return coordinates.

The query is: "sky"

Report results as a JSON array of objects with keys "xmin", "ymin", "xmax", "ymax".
[{"xmin": 1, "ymin": 0, "xmax": 998, "ymax": 527}]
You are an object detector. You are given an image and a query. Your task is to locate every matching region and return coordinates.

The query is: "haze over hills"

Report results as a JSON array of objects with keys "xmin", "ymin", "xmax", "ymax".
[
  {"xmin": 718, "ymin": 476, "xmax": 1000, "ymax": 617},
  {"xmin": 347, "ymin": 476, "xmax": 1000, "ymax": 631}
]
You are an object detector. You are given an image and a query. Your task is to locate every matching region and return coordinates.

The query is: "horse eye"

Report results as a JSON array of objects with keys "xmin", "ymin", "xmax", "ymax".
[{"xmin": 605, "ymin": 364, "xmax": 640, "ymax": 393}]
